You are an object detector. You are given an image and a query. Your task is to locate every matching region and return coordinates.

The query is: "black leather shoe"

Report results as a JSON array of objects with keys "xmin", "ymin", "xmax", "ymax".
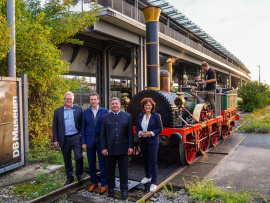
[
  {"xmin": 64, "ymin": 179, "xmax": 74, "ymax": 186},
  {"xmin": 108, "ymin": 189, "xmax": 114, "ymax": 197},
  {"xmin": 77, "ymin": 177, "xmax": 83, "ymax": 183},
  {"xmin": 122, "ymin": 191, "xmax": 128, "ymax": 200}
]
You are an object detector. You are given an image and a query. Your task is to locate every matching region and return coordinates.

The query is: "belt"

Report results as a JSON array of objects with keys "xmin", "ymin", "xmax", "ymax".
[{"xmin": 65, "ymin": 133, "xmax": 79, "ymax": 137}]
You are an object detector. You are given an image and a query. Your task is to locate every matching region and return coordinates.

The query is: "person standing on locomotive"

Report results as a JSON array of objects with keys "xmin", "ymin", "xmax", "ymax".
[
  {"xmin": 200, "ymin": 61, "xmax": 216, "ymax": 112},
  {"xmin": 81, "ymin": 93, "xmax": 109, "ymax": 194},
  {"xmin": 192, "ymin": 73, "xmax": 204, "ymax": 91},
  {"xmin": 135, "ymin": 98, "xmax": 163, "ymax": 192}
]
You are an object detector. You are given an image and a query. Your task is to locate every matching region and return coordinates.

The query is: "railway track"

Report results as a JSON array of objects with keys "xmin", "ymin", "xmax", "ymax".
[{"xmin": 29, "ymin": 123, "xmax": 244, "ymax": 203}]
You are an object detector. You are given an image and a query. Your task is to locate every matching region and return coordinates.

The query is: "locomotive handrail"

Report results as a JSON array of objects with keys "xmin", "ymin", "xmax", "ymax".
[{"xmin": 182, "ymin": 106, "xmax": 200, "ymax": 123}]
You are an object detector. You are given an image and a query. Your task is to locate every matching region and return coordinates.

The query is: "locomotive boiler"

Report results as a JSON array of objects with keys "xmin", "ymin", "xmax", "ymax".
[{"xmin": 122, "ymin": 6, "xmax": 240, "ymax": 165}]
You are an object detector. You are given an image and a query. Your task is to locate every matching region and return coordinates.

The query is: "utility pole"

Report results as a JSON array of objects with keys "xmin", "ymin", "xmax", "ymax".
[
  {"xmin": 258, "ymin": 65, "xmax": 260, "ymax": 83},
  {"xmin": 7, "ymin": 0, "xmax": 16, "ymax": 77}
]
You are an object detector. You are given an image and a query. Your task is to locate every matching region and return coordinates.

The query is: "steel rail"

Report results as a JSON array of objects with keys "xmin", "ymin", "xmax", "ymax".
[
  {"xmin": 136, "ymin": 120, "xmax": 247, "ymax": 203},
  {"xmin": 27, "ymin": 176, "xmax": 90, "ymax": 203},
  {"xmin": 135, "ymin": 165, "xmax": 187, "ymax": 203}
]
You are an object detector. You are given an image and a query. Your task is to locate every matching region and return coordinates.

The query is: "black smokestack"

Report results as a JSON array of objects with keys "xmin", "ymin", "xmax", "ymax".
[{"xmin": 143, "ymin": 7, "xmax": 161, "ymax": 90}]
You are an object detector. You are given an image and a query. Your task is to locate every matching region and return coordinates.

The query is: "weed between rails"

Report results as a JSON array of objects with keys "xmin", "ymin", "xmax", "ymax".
[
  {"xmin": 11, "ymin": 170, "xmax": 66, "ymax": 200},
  {"xmin": 184, "ymin": 177, "xmax": 253, "ymax": 203}
]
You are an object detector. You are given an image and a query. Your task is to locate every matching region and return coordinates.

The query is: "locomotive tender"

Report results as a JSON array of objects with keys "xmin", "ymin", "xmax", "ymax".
[{"xmin": 122, "ymin": 7, "xmax": 240, "ymax": 165}]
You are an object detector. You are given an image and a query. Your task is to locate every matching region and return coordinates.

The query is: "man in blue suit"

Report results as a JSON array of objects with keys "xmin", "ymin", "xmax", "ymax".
[
  {"xmin": 100, "ymin": 97, "xmax": 134, "ymax": 200},
  {"xmin": 53, "ymin": 91, "xmax": 83, "ymax": 186},
  {"xmin": 81, "ymin": 93, "xmax": 109, "ymax": 193}
]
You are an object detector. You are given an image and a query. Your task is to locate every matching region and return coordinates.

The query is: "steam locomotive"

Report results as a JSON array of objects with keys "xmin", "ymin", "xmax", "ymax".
[{"xmin": 121, "ymin": 7, "xmax": 240, "ymax": 165}]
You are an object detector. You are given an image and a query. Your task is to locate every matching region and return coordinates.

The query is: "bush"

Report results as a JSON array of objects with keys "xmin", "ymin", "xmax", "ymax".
[{"xmin": 239, "ymin": 81, "xmax": 270, "ymax": 112}]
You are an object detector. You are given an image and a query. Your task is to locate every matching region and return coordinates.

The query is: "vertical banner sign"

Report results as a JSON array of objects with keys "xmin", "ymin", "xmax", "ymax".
[{"xmin": 0, "ymin": 81, "xmax": 20, "ymax": 168}]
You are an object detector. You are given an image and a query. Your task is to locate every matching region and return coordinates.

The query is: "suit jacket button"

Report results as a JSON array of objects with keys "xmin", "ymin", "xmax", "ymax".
[
  {"xmin": 116, "ymin": 135, "xmax": 118, "ymax": 136},
  {"xmin": 116, "ymin": 142, "xmax": 118, "ymax": 143}
]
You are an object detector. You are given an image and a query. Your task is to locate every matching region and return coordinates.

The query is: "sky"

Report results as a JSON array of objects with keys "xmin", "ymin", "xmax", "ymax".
[{"xmin": 166, "ymin": 0, "xmax": 270, "ymax": 84}]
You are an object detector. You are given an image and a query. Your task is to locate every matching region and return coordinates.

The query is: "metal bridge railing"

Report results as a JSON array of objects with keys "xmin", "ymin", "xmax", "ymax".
[{"xmin": 78, "ymin": 0, "xmax": 246, "ymax": 74}]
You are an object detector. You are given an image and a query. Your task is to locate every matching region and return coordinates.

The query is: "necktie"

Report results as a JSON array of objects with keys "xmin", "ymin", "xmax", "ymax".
[{"xmin": 114, "ymin": 113, "xmax": 118, "ymax": 118}]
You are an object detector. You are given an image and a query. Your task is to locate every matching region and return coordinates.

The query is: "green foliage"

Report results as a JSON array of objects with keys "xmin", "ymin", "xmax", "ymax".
[
  {"xmin": 162, "ymin": 183, "xmax": 179, "ymax": 199},
  {"xmin": 185, "ymin": 177, "xmax": 253, "ymax": 203},
  {"xmin": 239, "ymin": 81, "xmax": 270, "ymax": 112},
  {"xmin": 0, "ymin": 0, "xmax": 100, "ymax": 149},
  {"xmin": 29, "ymin": 146, "xmax": 64, "ymax": 165},
  {"xmin": 240, "ymin": 107, "xmax": 270, "ymax": 133},
  {"xmin": 0, "ymin": 0, "xmax": 12, "ymax": 61},
  {"xmin": 12, "ymin": 172, "xmax": 64, "ymax": 200}
]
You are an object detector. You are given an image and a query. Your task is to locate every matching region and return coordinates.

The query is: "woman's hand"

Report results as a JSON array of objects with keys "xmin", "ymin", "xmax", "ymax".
[{"xmin": 141, "ymin": 131, "xmax": 151, "ymax": 137}]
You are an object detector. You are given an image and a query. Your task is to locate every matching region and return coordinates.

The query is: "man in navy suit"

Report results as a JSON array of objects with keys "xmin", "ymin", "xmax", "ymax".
[
  {"xmin": 53, "ymin": 91, "xmax": 83, "ymax": 186},
  {"xmin": 100, "ymin": 97, "xmax": 133, "ymax": 200},
  {"xmin": 81, "ymin": 93, "xmax": 109, "ymax": 193}
]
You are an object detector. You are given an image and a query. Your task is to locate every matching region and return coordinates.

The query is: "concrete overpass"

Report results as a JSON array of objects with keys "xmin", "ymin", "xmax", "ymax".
[{"xmin": 61, "ymin": 0, "xmax": 250, "ymax": 108}]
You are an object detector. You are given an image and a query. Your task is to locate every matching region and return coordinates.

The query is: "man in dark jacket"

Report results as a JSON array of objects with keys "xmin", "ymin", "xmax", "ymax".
[
  {"xmin": 100, "ymin": 97, "xmax": 133, "ymax": 200},
  {"xmin": 53, "ymin": 91, "xmax": 83, "ymax": 185},
  {"xmin": 81, "ymin": 93, "xmax": 109, "ymax": 193}
]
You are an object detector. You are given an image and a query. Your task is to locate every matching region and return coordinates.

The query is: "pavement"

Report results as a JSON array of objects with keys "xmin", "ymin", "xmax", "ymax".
[{"xmin": 208, "ymin": 133, "xmax": 270, "ymax": 199}]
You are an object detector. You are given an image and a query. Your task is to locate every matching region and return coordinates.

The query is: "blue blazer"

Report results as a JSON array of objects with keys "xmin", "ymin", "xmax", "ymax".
[
  {"xmin": 135, "ymin": 112, "xmax": 163, "ymax": 145},
  {"xmin": 81, "ymin": 106, "xmax": 109, "ymax": 148},
  {"xmin": 53, "ymin": 105, "xmax": 83, "ymax": 148}
]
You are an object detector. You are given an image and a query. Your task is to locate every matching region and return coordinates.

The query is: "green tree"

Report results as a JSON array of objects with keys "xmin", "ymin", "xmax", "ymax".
[
  {"xmin": 239, "ymin": 81, "xmax": 270, "ymax": 112},
  {"xmin": 0, "ymin": 0, "xmax": 100, "ymax": 149},
  {"xmin": 0, "ymin": 0, "xmax": 12, "ymax": 62}
]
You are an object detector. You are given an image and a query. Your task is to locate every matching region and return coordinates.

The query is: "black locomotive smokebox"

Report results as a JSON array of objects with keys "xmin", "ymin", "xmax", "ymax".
[{"xmin": 127, "ymin": 90, "xmax": 173, "ymax": 127}]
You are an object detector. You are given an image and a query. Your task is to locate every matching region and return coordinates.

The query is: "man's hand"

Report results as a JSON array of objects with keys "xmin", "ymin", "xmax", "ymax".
[
  {"xmin": 201, "ymin": 81, "xmax": 206, "ymax": 85},
  {"xmin": 102, "ymin": 149, "xmax": 108, "ymax": 156},
  {"xmin": 54, "ymin": 142, "xmax": 59, "ymax": 148},
  {"xmin": 82, "ymin": 144, "xmax": 87, "ymax": 149},
  {"xmin": 127, "ymin": 148, "xmax": 133, "ymax": 155}
]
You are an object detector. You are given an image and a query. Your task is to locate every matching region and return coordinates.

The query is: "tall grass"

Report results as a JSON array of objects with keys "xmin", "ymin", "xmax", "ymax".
[
  {"xmin": 185, "ymin": 177, "xmax": 253, "ymax": 203},
  {"xmin": 240, "ymin": 107, "xmax": 270, "ymax": 133}
]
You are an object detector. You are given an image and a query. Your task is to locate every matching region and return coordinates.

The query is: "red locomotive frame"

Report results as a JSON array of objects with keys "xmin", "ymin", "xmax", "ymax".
[{"xmin": 133, "ymin": 108, "xmax": 239, "ymax": 165}]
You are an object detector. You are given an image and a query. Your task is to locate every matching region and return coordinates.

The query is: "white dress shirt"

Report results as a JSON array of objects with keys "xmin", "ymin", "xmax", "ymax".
[{"xmin": 138, "ymin": 114, "xmax": 155, "ymax": 137}]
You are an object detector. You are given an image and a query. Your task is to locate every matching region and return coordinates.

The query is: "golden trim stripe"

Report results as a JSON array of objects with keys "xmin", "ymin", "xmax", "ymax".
[
  {"xmin": 146, "ymin": 87, "xmax": 160, "ymax": 90},
  {"xmin": 146, "ymin": 42, "xmax": 159, "ymax": 45},
  {"xmin": 147, "ymin": 65, "xmax": 159, "ymax": 67}
]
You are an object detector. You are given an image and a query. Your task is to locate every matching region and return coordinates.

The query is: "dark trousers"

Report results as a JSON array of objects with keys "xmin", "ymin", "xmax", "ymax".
[
  {"xmin": 61, "ymin": 135, "xmax": 83, "ymax": 180},
  {"xmin": 87, "ymin": 142, "xmax": 107, "ymax": 186},
  {"xmin": 140, "ymin": 139, "xmax": 159, "ymax": 184},
  {"xmin": 107, "ymin": 154, "xmax": 128, "ymax": 191},
  {"xmin": 205, "ymin": 89, "xmax": 215, "ymax": 112}
]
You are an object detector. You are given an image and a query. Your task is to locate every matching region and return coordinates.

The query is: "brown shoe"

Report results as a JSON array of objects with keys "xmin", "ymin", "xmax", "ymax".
[
  {"xmin": 100, "ymin": 185, "xmax": 107, "ymax": 194},
  {"xmin": 88, "ymin": 184, "xmax": 98, "ymax": 192}
]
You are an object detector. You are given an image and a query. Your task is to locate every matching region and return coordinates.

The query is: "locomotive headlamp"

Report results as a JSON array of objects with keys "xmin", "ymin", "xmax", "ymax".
[
  {"xmin": 121, "ymin": 93, "xmax": 130, "ymax": 109},
  {"xmin": 174, "ymin": 92, "xmax": 186, "ymax": 108}
]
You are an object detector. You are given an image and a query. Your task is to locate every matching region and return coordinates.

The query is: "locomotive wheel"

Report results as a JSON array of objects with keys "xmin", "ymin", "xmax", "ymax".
[
  {"xmin": 222, "ymin": 125, "xmax": 228, "ymax": 139},
  {"xmin": 198, "ymin": 127, "xmax": 209, "ymax": 155},
  {"xmin": 179, "ymin": 134, "xmax": 196, "ymax": 165},
  {"xmin": 228, "ymin": 122, "xmax": 234, "ymax": 134},
  {"xmin": 210, "ymin": 124, "xmax": 219, "ymax": 147}
]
